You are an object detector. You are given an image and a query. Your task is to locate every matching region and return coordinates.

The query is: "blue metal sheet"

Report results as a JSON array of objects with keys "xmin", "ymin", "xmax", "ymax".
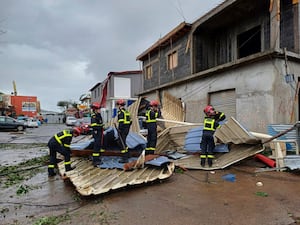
[
  {"xmin": 267, "ymin": 124, "xmax": 299, "ymax": 152},
  {"xmin": 184, "ymin": 126, "xmax": 229, "ymax": 153},
  {"xmin": 97, "ymin": 156, "xmax": 138, "ymax": 170},
  {"xmin": 284, "ymin": 155, "xmax": 300, "ymax": 170},
  {"xmin": 145, "ymin": 156, "xmax": 171, "ymax": 167}
]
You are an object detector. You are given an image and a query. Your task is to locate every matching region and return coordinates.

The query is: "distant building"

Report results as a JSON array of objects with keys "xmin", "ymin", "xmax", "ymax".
[
  {"xmin": 90, "ymin": 70, "xmax": 143, "ymax": 123},
  {"xmin": 11, "ymin": 95, "xmax": 39, "ymax": 117}
]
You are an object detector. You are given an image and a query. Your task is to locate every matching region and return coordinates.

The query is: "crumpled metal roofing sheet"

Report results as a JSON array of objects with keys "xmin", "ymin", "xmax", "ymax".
[
  {"xmin": 173, "ymin": 117, "xmax": 265, "ymax": 170},
  {"xmin": 215, "ymin": 117, "xmax": 262, "ymax": 145},
  {"xmin": 284, "ymin": 155, "xmax": 300, "ymax": 170},
  {"xmin": 58, "ymin": 157, "xmax": 174, "ymax": 196}
]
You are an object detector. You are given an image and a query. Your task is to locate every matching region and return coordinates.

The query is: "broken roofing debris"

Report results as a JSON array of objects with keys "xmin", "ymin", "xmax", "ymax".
[{"xmin": 57, "ymin": 99, "xmax": 300, "ymax": 196}]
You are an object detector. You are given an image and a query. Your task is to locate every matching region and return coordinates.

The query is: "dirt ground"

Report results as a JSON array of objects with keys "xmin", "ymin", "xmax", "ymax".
[{"xmin": 0, "ymin": 125, "xmax": 300, "ymax": 225}]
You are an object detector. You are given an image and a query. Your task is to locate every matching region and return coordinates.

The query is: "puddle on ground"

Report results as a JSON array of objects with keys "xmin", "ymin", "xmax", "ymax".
[
  {"xmin": 0, "ymin": 144, "xmax": 48, "ymax": 166},
  {"xmin": 0, "ymin": 144, "xmax": 83, "ymax": 224}
]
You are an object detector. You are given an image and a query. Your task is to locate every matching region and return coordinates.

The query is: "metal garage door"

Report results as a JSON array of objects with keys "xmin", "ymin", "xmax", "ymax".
[{"xmin": 209, "ymin": 89, "xmax": 236, "ymax": 118}]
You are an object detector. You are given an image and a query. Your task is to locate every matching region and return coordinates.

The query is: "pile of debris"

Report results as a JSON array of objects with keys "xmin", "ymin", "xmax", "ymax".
[{"xmin": 58, "ymin": 94, "xmax": 300, "ymax": 196}]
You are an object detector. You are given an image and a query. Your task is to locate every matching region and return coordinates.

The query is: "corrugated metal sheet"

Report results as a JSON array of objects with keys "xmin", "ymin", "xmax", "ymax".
[
  {"xmin": 155, "ymin": 117, "xmax": 264, "ymax": 170},
  {"xmin": 267, "ymin": 124, "xmax": 300, "ymax": 152},
  {"xmin": 215, "ymin": 117, "xmax": 261, "ymax": 145},
  {"xmin": 284, "ymin": 155, "xmax": 300, "ymax": 170},
  {"xmin": 58, "ymin": 157, "xmax": 174, "ymax": 196}
]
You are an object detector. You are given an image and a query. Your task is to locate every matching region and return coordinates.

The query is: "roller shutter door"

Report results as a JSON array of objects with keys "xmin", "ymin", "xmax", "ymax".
[{"xmin": 210, "ymin": 89, "xmax": 236, "ymax": 118}]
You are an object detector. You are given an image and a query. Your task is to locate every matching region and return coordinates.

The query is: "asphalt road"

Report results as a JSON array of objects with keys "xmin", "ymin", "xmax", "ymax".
[{"xmin": 0, "ymin": 124, "xmax": 300, "ymax": 225}]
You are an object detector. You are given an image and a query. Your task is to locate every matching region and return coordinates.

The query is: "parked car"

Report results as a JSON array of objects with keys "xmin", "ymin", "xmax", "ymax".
[
  {"xmin": 27, "ymin": 117, "xmax": 39, "ymax": 128},
  {"xmin": 17, "ymin": 116, "xmax": 28, "ymax": 127},
  {"xmin": 0, "ymin": 116, "xmax": 27, "ymax": 132},
  {"xmin": 65, "ymin": 116, "xmax": 77, "ymax": 126},
  {"xmin": 77, "ymin": 117, "xmax": 92, "ymax": 135}
]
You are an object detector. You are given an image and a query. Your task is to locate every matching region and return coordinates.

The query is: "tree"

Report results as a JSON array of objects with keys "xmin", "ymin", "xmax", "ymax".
[{"xmin": 57, "ymin": 101, "xmax": 69, "ymax": 111}]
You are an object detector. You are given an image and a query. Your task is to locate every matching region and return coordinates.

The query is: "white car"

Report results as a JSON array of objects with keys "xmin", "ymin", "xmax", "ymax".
[
  {"xmin": 66, "ymin": 116, "xmax": 77, "ymax": 126},
  {"xmin": 27, "ymin": 118, "xmax": 39, "ymax": 128}
]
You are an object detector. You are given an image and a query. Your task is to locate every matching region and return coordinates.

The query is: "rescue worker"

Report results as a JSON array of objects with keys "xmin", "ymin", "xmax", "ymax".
[
  {"xmin": 47, "ymin": 127, "xmax": 81, "ymax": 177},
  {"xmin": 200, "ymin": 105, "xmax": 226, "ymax": 167},
  {"xmin": 116, "ymin": 99, "xmax": 132, "ymax": 163},
  {"xmin": 145, "ymin": 100, "xmax": 161, "ymax": 155},
  {"xmin": 90, "ymin": 102, "xmax": 105, "ymax": 166}
]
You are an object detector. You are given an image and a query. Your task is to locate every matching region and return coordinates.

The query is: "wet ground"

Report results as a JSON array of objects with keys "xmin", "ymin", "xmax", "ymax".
[{"xmin": 0, "ymin": 124, "xmax": 300, "ymax": 225}]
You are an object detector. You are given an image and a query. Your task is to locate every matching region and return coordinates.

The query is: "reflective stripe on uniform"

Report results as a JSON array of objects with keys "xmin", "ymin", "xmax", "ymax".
[
  {"xmin": 54, "ymin": 130, "xmax": 72, "ymax": 145},
  {"xmin": 203, "ymin": 118, "xmax": 216, "ymax": 131},
  {"xmin": 90, "ymin": 123, "xmax": 103, "ymax": 127},
  {"xmin": 207, "ymin": 154, "xmax": 215, "ymax": 158},
  {"xmin": 48, "ymin": 164, "xmax": 55, "ymax": 168},
  {"xmin": 121, "ymin": 148, "xmax": 128, "ymax": 153},
  {"xmin": 200, "ymin": 155, "xmax": 207, "ymax": 158},
  {"xmin": 64, "ymin": 161, "xmax": 71, "ymax": 165},
  {"xmin": 145, "ymin": 110, "xmax": 158, "ymax": 123},
  {"xmin": 118, "ymin": 109, "xmax": 131, "ymax": 124}
]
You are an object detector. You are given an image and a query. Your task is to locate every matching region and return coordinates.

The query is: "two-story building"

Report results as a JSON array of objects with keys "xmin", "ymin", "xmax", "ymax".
[
  {"xmin": 90, "ymin": 70, "xmax": 143, "ymax": 123},
  {"xmin": 137, "ymin": 0, "xmax": 300, "ymax": 133}
]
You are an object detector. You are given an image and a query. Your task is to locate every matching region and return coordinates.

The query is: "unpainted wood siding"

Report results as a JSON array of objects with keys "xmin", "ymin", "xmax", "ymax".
[{"xmin": 143, "ymin": 35, "xmax": 191, "ymax": 91}]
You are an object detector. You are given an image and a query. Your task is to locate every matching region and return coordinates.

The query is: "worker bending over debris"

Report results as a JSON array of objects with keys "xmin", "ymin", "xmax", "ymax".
[
  {"xmin": 200, "ymin": 105, "xmax": 226, "ymax": 167},
  {"xmin": 47, "ymin": 127, "xmax": 81, "ymax": 176}
]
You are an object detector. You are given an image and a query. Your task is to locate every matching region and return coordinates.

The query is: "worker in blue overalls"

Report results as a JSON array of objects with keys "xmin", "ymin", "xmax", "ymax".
[
  {"xmin": 90, "ymin": 102, "xmax": 105, "ymax": 166},
  {"xmin": 116, "ymin": 99, "xmax": 132, "ymax": 163},
  {"xmin": 47, "ymin": 127, "xmax": 81, "ymax": 176},
  {"xmin": 200, "ymin": 105, "xmax": 226, "ymax": 167},
  {"xmin": 145, "ymin": 100, "xmax": 161, "ymax": 155}
]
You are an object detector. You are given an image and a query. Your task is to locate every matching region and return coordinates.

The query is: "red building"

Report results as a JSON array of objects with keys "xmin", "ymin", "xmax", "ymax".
[{"xmin": 11, "ymin": 95, "xmax": 38, "ymax": 117}]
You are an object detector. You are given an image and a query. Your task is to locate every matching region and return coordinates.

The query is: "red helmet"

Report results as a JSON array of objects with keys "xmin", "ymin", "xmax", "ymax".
[
  {"xmin": 116, "ymin": 99, "xmax": 125, "ymax": 106},
  {"xmin": 150, "ymin": 100, "xmax": 159, "ymax": 107},
  {"xmin": 91, "ymin": 102, "xmax": 101, "ymax": 109},
  {"xmin": 204, "ymin": 105, "xmax": 215, "ymax": 116},
  {"xmin": 73, "ymin": 127, "xmax": 81, "ymax": 136}
]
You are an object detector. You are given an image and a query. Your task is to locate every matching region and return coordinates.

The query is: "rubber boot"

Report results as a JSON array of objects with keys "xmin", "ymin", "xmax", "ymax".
[
  {"xmin": 65, "ymin": 164, "xmax": 75, "ymax": 172},
  {"xmin": 48, "ymin": 168, "xmax": 56, "ymax": 177},
  {"xmin": 92, "ymin": 156, "xmax": 102, "ymax": 167},
  {"xmin": 118, "ymin": 151, "xmax": 129, "ymax": 163},
  {"xmin": 208, "ymin": 158, "xmax": 213, "ymax": 167},
  {"xmin": 145, "ymin": 150, "xmax": 154, "ymax": 155},
  {"xmin": 200, "ymin": 158, "xmax": 206, "ymax": 167}
]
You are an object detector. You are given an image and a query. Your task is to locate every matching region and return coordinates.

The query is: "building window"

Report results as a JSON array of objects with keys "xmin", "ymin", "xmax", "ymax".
[
  {"xmin": 145, "ymin": 65, "xmax": 152, "ymax": 80},
  {"xmin": 168, "ymin": 51, "xmax": 178, "ymax": 70},
  {"xmin": 237, "ymin": 26, "xmax": 261, "ymax": 59}
]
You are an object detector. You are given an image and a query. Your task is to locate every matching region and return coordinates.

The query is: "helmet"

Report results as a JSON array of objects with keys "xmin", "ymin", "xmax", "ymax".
[
  {"xmin": 150, "ymin": 100, "xmax": 159, "ymax": 107},
  {"xmin": 73, "ymin": 127, "xmax": 81, "ymax": 136},
  {"xmin": 91, "ymin": 102, "xmax": 101, "ymax": 109},
  {"xmin": 204, "ymin": 105, "xmax": 215, "ymax": 116},
  {"xmin": 116, "ymin": 99, "xmax": 125, "ymax": 106}
]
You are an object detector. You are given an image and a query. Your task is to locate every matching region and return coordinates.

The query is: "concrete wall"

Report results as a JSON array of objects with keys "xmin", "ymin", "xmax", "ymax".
[
  {"xmin": 139, "ymin": 0, "xmax": 300, "ymax": 133},
  {"xmin": 154, "ymin": 58, "xmax": 298, "ymax": 133}
]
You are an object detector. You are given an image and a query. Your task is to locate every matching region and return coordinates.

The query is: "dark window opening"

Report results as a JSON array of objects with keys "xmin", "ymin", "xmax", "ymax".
[{"xmin": 237, "ymin": 26, "xmax": 261, "ymax": 58}]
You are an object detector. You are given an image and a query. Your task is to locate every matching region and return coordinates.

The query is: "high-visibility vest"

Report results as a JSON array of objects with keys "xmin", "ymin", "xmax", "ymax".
[
  {"xmin": 203, "ymin": 118, "xmax": 217, "ymax": 131},
  {"xmin": 118, "ymin": 109, "xmax": 131, "ymax": 124},
  {"xmin": 145, "ymin": 110, "xmax": 158, "ymax": 123},
  {"xmin": 90, "ymin": 113, "xmax": 103, "ymax": 127},
  {"xmin": 54, "ymin": 130, "xmax": 72, "ymax": 147}
]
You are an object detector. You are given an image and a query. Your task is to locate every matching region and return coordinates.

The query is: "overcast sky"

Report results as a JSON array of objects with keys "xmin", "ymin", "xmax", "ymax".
[{"xmin": 0, "ymin": 0, "xmax": 223, "ymax": 112}]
